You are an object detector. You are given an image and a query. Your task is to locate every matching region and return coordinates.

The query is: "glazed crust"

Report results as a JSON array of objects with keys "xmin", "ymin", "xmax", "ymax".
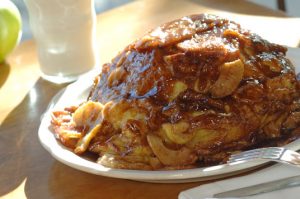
[{"xmin": 51, "ymin": 14, "xmax": 300, "ymax": 170}]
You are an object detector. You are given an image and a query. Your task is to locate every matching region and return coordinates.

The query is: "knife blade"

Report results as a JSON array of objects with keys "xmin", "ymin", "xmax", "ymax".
[{"xmin": 213, "ymin": 175, "xmax": 300, "ymax": 198}]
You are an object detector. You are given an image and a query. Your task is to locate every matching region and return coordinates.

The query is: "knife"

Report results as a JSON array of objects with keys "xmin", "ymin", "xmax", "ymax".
[{"xmin": 213, "ymin": 175, "xmax": 300, "ymax": 198}]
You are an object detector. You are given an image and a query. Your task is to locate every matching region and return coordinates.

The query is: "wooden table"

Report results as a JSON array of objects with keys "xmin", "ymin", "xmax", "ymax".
[{"xmin": 1, "ymin": 0, "xmax": 300, "ymax": 198}]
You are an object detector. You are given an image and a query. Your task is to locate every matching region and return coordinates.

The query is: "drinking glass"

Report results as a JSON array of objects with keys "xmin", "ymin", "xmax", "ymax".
[{"xmin": 24, "ymin": 0, "xmax": 98, "ymax": 83}]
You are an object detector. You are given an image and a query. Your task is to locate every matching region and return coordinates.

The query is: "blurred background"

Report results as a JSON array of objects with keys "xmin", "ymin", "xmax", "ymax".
[
  {"xmin": 13, "ymin": 0, "xmax": 132, "ymax": 40},
  {"xmin": 12, "ymin": 0, "xmax": 300, "ymax": 41}
]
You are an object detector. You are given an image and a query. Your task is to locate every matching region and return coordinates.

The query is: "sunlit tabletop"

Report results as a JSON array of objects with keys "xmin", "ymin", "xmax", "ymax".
[{"xmin": 0, "ymin": 0, "xmax": 300, "ymax": 198}]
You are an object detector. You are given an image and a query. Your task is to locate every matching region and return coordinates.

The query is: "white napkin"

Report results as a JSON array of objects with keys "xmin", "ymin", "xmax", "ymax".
[{"xmin": 179, "ymin": 164, "xmax": 300, "ymax": 199}]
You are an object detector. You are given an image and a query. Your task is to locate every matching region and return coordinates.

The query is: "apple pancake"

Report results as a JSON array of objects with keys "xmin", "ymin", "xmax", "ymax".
[{"xmin": 51, "ymin": 14, "xmax": 300, "ymax": 170}]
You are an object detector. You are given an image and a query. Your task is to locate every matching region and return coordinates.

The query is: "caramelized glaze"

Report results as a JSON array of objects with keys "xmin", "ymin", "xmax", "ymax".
[{"xmin": 52, "ymin": 14, "xmax": 300, "ymax": 170}]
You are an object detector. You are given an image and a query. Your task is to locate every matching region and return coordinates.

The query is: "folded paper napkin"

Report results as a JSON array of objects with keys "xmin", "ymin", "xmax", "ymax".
[{"xmin": 179, "ymin": 164, "xmax": 300, "ymax": 199}]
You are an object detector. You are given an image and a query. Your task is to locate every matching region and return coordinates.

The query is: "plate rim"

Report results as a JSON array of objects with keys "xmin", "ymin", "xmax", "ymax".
[{"xmin": 38, "ymin": 62, "xmax": 300, "ymax": 182}]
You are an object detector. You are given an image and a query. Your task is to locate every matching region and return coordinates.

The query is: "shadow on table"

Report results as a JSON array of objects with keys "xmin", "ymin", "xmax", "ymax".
[
  {"xmin": 0, "ymin": 78, "xmax": 68, "ymax": 198},
  {"xmin": 0, "ymin": 75, "xmax": 200, "ymax": 199},
  {"xmin": 0, "ymin": 62, "xmax": 10, "ymax": 89},
  {"xmin": 44, "ymin": 161, "xmax": 199, "ymax": 199}
]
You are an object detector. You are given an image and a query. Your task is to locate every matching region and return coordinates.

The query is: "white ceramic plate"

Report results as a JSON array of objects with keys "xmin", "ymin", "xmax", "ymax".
[{"xmin": 39, "ymin": 50, "xmax": 300, "ymax": 183}]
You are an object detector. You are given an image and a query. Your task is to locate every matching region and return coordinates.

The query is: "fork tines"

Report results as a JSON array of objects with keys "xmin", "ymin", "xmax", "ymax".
[{"xmin": 228, "ymin": 147, "xmax": 286, "ymax": 163}]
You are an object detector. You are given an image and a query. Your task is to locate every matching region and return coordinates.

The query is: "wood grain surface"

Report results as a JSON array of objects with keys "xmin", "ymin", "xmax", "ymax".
[{"xmin": 0, "ymin": 0, "xmax": 299, "ymax": 198}]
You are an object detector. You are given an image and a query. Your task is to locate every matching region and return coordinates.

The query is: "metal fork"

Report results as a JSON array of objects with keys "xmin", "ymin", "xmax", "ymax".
[{"xmin": 228, "ymin": 147, "xmax": 300, "ymax": 167}]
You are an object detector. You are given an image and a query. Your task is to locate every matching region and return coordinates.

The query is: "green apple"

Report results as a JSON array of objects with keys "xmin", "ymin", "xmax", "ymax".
[{"xmin": 0, "ymin": 0, "xmax": 22, "ymax": 63}]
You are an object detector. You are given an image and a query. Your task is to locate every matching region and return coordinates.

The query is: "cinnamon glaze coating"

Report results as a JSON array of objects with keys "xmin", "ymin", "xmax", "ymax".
[{"xmin": 52, "ymin": 14, "xmax": 300, "ymax": 170}]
